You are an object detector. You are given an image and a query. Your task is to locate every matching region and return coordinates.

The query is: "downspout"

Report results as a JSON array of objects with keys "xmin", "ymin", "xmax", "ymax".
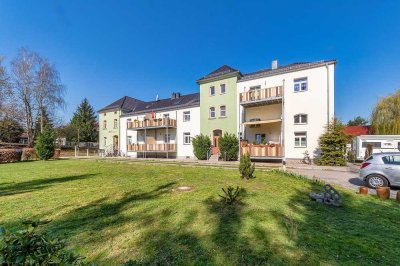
[
  {"xmin": 281, "ymin": 79, "xmax": 286, "ymax": 171},
  {"xmin": 326, "ymin": 63, "xmax": 330, "ymax": 124}
]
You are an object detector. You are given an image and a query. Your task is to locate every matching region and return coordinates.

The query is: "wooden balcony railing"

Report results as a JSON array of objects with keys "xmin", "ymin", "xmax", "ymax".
[
  {"xmin": 240, "ymin": 86, "xmax": 282, "ymax": 103},
  {"xmin": 127, "ymin": 143, "xmax": 177, "ymax": 152},
  {"xmin": 127, "ymin": 118, "xmax": 177, "ymax": 129},
  {"xmin": 240, "ymin": 143, "xmax": 283, "ymax": 157}
]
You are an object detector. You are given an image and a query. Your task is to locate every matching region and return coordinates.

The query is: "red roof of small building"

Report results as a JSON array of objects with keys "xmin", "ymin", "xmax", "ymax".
[{"xmin": 344, "ymin": 126, "xmax": 370, "ymax": 136}]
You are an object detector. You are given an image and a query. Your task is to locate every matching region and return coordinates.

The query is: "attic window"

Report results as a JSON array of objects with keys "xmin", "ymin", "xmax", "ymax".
[{"xmin": 114, "ymin": 111, "xmax": 117, "ymax": 114}]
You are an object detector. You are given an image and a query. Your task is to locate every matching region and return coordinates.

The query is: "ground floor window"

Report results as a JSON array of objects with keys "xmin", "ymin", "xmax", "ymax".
[
  {"xmin": 104, "ymin": 137, "xmax": 107, "ymax": 146},
  {"xmin": 183, "ymin": 132, "xmax": 191, "ymax": 145},
  {"xmin": 294, "ymin": 132, "xmax": 307, "ymax": 147}
]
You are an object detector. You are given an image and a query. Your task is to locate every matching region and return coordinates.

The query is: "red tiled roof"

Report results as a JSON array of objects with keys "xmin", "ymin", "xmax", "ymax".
[{"xmin": 344, "ymin": 126, "xmax": 370, "ymax": 136}]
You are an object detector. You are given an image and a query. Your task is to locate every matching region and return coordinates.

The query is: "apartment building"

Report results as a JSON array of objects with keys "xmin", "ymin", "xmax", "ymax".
[
  {"xmin": 119, "ymin": 92, "xmax": 200, "ymax": 159},
  {"xmin": 98, "ymin": 96, "xmax": 143, "ymax": 153},
  {"xmin": 237, "ymin": 60, "xmax": 335, "ymax": 160}
]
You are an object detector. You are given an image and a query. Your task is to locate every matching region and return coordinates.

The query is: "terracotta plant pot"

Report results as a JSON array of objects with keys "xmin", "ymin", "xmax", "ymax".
[
  {"xmin": 376, "ymin": 187, "xmax": 390, "ymax": 200},
  {"xmin": 396, "ymin": 191, "xmax": 400, "ymax": 202},
  {"xmin": 359, "ymin": 186, "xmax": 369, "ymax": 195}
]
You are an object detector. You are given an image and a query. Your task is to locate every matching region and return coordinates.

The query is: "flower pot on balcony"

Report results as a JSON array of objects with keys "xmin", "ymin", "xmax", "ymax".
[
  {"xmin": 376, "ymin": 187, "xmax": 390, "ymax": 200},
  {"xmin": 359, "ymin": 186, "xmax": 369, "ymax": 195}
]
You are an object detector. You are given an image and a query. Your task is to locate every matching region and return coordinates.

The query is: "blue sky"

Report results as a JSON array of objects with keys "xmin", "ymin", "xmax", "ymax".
[{"xmin": 1, "ymin": 0, "xmax": 399, "ymax": 123}]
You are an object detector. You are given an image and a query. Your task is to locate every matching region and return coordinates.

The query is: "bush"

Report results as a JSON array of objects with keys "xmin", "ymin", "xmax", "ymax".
[
  {"xmin": 0, "ymin": 149, "xmax": 22, "ymax": 163},
  {"xmin": 192, "ymin": 134, "xmax": 211, "ymax": 160},
  {"xmin": 239, "ymin": 153, "xmax": 255, "ymax": 179},
  {"xmin": 53, "ymin": 148, "xmax": 61, "ymax": 159},
  {"xmin": 35, "ymin": 127, "xmax": 55, "ymax": 160},
  {"xmin": 0, "ymin": 219, "xmax": 88, "ymax": 265},
  {"xmin": 21, "ymin": 148, "xmax": 37, "ymax": 161},
  {"xmin": 219, "ymin": 132, "xmax": 239, "ymax": 161}
]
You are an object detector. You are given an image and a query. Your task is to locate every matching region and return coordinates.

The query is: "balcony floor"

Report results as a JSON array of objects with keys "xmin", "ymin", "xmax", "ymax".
[{"xmin": 240, "ymin": 97, "xmax": 282, "ymax": 107}]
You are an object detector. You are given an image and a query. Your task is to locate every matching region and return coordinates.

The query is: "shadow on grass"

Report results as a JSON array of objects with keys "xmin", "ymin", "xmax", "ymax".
[{"xmin": 0, "ymin": 173, "xmax": 98, "ymax": 197}]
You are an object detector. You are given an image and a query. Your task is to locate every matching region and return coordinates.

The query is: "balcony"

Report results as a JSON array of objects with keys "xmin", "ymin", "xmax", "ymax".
[
  {"xmin": 127, "ymin": 118, "xmax": 177, "ymax": 130},
  {"xmin": 127, "ymin": 143, "xmax": 177, "ymax": 152},
  {"xmin": 240, "ymin": 86, "xmax": 282, "ymax": 107},
  {"xmin": 240, "ymin": 141, "xmax": 283, "ymax": 158}
]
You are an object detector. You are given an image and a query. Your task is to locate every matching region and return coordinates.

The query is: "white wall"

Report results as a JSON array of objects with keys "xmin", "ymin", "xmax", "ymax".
[
  {"xmin": 354, "ymin": 135, "xmax": 400, "ymax": 160},
  {"xmin": 237, "ymin": 63, "xmax": 335, "ymax": 159},
  {"xmin": 176, "ymin": 107, "xmax": 200, "ymax": 158}
]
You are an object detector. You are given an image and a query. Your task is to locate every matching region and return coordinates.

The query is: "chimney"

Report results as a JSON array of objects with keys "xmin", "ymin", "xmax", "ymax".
[
  {"xmin": 175, "ymin": 92, "xmax": 181, "ymax": 98},
  {"xmin": 272, "ymin": 60, "xmax": 278, "ymax": 70},
  {"xmin": 171, "ymin": 92, "xmax": 176, "ymax": 99}
]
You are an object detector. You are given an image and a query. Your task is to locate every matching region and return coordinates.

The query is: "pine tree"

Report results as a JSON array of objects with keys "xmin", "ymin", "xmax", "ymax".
[
  {"xmin": 70, "ymin": 98, "xmax": 98, "ymax": 142},
  {"xmin": 35, "ymin": 126, "xmax": 55, "ymax": 160},
  {"xmin": 316, "ymin": 118, "xmax": 348, "ymax": 166}
]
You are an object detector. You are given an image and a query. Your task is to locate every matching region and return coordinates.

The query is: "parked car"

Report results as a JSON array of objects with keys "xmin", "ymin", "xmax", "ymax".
[{"xmin": 359, "ymin": 152, "xmax": 400, "ymax": 188}]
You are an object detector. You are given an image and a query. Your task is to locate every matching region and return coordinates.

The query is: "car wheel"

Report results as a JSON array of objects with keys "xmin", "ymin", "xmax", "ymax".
[{"xmin": 366, "ymin": 174, "xmax": 389, "ymax": 189}]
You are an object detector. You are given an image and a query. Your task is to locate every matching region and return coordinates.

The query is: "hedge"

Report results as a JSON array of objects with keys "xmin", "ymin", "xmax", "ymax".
[
  {"xmin": 0, "ymin": 149, "xmax": 22, "ymax": 163},
  {"xmin": 21, "ymin": 148, "xmax": 37, "ymax": 161}
]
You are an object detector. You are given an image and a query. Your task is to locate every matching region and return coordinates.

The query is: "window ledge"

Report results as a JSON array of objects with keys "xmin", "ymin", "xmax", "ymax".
[
  {"xmin": 294, "ymin": 123, "xmax": 308, "ymax": 125},
  {"xmin": 209, "ymin": 117, "xmax": 216, "ymax": 120},
  {"xmin": 219, "ymin": 116, "xmax": 227, "ymax": 119}
]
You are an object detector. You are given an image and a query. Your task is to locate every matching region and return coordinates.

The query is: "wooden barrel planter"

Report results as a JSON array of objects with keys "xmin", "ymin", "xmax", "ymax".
[
  {"xmin": 376, "ymin": 187, "xmax": 390, "ymax": 200},
  {"xmin": 396, "ymin": 191, "xmax": 400, "ymax": 202},
  {"xmin": 359, "ymin": 186, "xmax": 369, "ymax": 195}
]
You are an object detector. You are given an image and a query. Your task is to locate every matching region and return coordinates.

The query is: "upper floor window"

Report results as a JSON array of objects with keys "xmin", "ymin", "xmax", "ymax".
[
  {"xmin": 220, "ymin": 84, "xmax": 226, "ymax": 94},
  {"xmin": 164, "ymin": 134, "xmax": 171, "ymax": 143},
  {"xmin": 114, "ymin": 111, "xmax": 117, "ymax": 114},
  {"xmin": 127, "ymin": 136, "xmax": 132, "ymax": 145},
  {"xmin": 294, "ymin": 78, "xmax": 308, "ymax": 92},
  {"xmin": 209, "ymin": 107, "xmax": 216, "ymax": 118},
  {"xmin": 183, "ymin": 111, "xmax": 190, "ymax": 122},
  {"xmin": 103, "ymin": 113, "xmax": 107, "ymax": 116},
  {"xmin": 104, "ymin": 137, "xmax": 107, "ymax": 146},
  {"xmin": 220, "ymin": 105, "xmax": 226, "ymax": 117},
  {"xmin": 294, "ymin": 132, "xmax": 307, "ymax": 147},
  {"xmin": 114, "ymin": 119, "xmax": 118, "ymax": 129},
  {"xmin": 103, "ymin": 120, "xmax": 107, "ymax": 129},
  {"xmin": 294, "ymin": 114, "xmax": 308, "ymax": 124},
  {"xmin": 183, "ymin": 132, "xmax": 191, "ymax": 145},
  {"xmin": 210, "ymin": 86, "xmax": 215, "ymax": 96},
  {"xmin": 250, "ymin": 85, "xmax": 261, "ymax": 91},
  {"xmin": 163, "ymin": 113, "xmax": 170, "ymax": 119}
]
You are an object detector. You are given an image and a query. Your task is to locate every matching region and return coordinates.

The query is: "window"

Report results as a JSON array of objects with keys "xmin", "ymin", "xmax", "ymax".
[
  {"xmin": 209, "ymin": 107, "xmax": 216, "ymax": 118},
  {"xmin": 250, "ymin": 85, "xmax": 261, "ymax": 91},
  {"xmin": 210, "ymin": 86, "xmax": 215, "ymax": 96},
  {"xmin": 294, "ymin": 78, "xmax": 308, "ymax": 92},
  {"xmin": 104, "ymin": 137, "xmax": 107, "ymax": 146},
  {"xmin": 127, "ymin": 136, "xmax": 132, "ymax": 145},
  {"xmin": 183, "ymin": 111, "xmax": 190, "ymax": 122},
  {"xmin": 361, "ymin": 142, "xmax": 381, "ymax": 148},
  {"xmin": 382, "ymin": 155, "xmax": 400, "ymax": 165},
  {"xmin": 114, "ymin": 111, "xmax": 117, "ymax": 114},
  {"xmin": 220, "ymin": 84, "xmax": 226, "ymax": 94},
  {"xmin": 114, "ymin": 119, "xmax": 118, "ymax": 129},
  {"xmin": 294, "ymin": 132, "xmax": 307, "ymax": 147},
  {"xmin": 220, "ymin": 105, "xmax": 226, "ymax": 117},
  {"xmin": 103, "ymin": 113, "xmax": 107, "ymax": 116},
  {"xmin": 164, "ymin": 134, "xmax": 171, "ymax": 143},
  {"xmin": 294, "ymin": 114, "xmax": 308, "ymax": 124},
  {"xmin": 183, "ymin": 132, "xmax": 191, "ymax": 145},
  {"xmin": 103, "ymin": 120, "xmax": 107, "ymax": 129},
  {"xmin": 163, "ymin": 113, "xmax": 170, "ymax": 119},
  {"xmin": 255, "ymin": 134, "xmax": 266, "ymax": 144}
]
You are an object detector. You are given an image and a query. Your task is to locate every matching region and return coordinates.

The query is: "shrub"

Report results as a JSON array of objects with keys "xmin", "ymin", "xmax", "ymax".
[
  {"xmin": 192, "ymin": 134, "xmax": 211, "ymax": 160},
  {"xmin": 219, "ymin": 186, "xmax": 240, "ymax": 205},
  {"xmin": 53, "ymin": 148, "xmax": 61, "ymax": 159},
  {"xmin": 239, "ymin": 153, "xmax": 255, "ymax": 179},
  {"xmin": 218, "ymin": 132, "xmax": 239, "ymax": 161},
  {"xmin": 0, "ymin": 219, "xmax": 87, "ymax": 265},
  {"xmin": 21, "ymin": 148, "xmax": 37, "ymax": 161},
  {"xmin": 0, "ymin": 149, "xmax": 22, "ymax": 163},
  {"xmin": 35, "ymin": 127, "xmax": 55, "ymax": 160}
]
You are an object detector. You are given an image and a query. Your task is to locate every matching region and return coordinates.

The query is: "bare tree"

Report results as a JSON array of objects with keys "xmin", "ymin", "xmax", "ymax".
[
  {"xmin": 0, "ymin": 57, "xmax": 10, "ymax": 115},
  {"xmin": 10, "ymin": 48, "xmax": 38, "ymax": 147},
  {"xmin": 34, "ymin": 56, "xmax": 65, "ymax": 134}
]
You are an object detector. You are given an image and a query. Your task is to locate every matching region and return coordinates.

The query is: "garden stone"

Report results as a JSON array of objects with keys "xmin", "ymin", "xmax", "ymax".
[{"xmin": 310, "ymin": 184, "xmax": 342, "ymax": 207}]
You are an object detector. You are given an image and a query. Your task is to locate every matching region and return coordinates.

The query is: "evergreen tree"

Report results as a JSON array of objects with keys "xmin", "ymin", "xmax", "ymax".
[
  {"xmin": 35, "ymin": 126, "xmax": 55, "ymax": 160},
  {"xmin": 219, "ymin": 132, "xmax": 239, "ymax": 161},
  {"xmin": 192, "ymin": 134, "xmax": 211, "ymax": 160},
  {"xmin": 34, "ymin": 108, "xmax": 53, "ymax": 140},
  {"xmin": 0, "ymin": 117, "xmax": 23, "ymax": 143},
  {"xmin": 347, "ymin": 116, "xmax": 368, "ymax": 126},
  {"xmin": 371, "ymin": 89, "xmax": 400, "ymax": 134},
  {"xmin": 70, "ymin": 98, "xmax": 98, "ymax": 142},
  {"xmin": 316, "ymin": 118, "xmax": 348, "ymax": 166}
]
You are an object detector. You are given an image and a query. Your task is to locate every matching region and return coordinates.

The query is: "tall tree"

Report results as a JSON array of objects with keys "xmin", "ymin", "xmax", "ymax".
[
  {"xmin": 0, "ymin": 57, "xmax": 11, "ymax": 116},
  {"xmin": 71, "ymin": 98, "xmax": 98, "ymax": 142},
  {"xmin": 34, "ymin": 56, "xmax": 65, "ymax": 134},
  {"xmin": 10, "ymin": 48, "xmax": 37, "ymax": 147},
  {"xmin": 34, "ymin": 107, "xmax": 53, "ymax": 139},
  {"xmin": 0, "ymin": 117, "xmax": 24, "ymax": 143},
  {"xmin": 347, "ymin": 116, "xmax": 368, "ymax": 126},
  {"xmin": 371, "ymin": 89, "xmax": 400, "ymax": 134}
]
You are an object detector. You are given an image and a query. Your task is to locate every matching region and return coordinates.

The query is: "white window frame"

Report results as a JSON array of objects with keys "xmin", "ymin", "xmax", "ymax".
[
  {"xmin": 127, "ymin": 136, "xmax": 132, "ymax": 145},
  {"xmin": 163, "ymin": 113, "xmax": 170, "ymax": 119},
  {"xmin": 104, "ymin": 137, "xmax": 107, "ymax": 146},
  {"xmin": 164, "ymin": 134, "xmax": 171, "ymax": 143},
  {"xmin": 220, "ymin": 84, "xmax": 226, "ymax": 94},
  {"xmin": 294, "ymin": 78, "xmax": 308, "ymax": 92},
  {"xmin": 294, "ymin": 132, "xmax": 307, "ymax": 148},
  {"xmin": 210, "ymin": 86, "xmax": 215, "ymax": 96},
  {"xmin": 103, "ymin": 120, "xmax": 107, "ymax": 129},
  {"xmin": 114, "ymin": 119, "xmax": 118, "ymax": 129},
  {"xmin": 209, "ymin": 107, "xmax": 216, "ymax": 118},
  {"xmin": 294, "ymin": 114, "xmax": 308, "ymax": 124},
  {"xmin": 220, "ymin": 105, "xmax": 226, "ymax": 117},
  {"xmin": 183, "ymin": 132, "xmax": 191, "ymax": 145},
  {"xmin": 183, "ymin": 111, "xmax": 190, "ymax": 122}
]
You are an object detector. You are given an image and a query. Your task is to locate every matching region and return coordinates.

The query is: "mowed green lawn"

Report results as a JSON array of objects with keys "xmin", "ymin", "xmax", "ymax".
[{"xmin": 0, "ymin": 159, "xmax": 399, "ymax": 265}]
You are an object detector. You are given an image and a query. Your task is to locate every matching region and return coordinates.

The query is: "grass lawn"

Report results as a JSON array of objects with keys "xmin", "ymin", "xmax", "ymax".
[{"xmin": 1, "ymin": 159, "xmax": 399, "ymax": 265}]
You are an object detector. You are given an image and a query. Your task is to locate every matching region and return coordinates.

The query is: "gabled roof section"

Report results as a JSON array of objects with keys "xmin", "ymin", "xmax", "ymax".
[
  {"xmin": 197, "ymin": 65, "xmax": 242, "ymax": 84},
  {"xmin": 344, "ymin": 126, "xmax": 371, "ymax": 136},
  {"xmin": 238, "ymin": 60, "xmax": 336, "ymax": 82},
  {"xmin": 124, "ymin": 92, "xmax": 200, "ymax": 116},
  {"xmin": 98, "ymin": 96, "xmax": 144, "ymax": 112}
]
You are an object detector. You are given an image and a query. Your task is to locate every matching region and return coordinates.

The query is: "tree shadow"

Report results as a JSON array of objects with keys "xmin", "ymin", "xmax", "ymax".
[{"xmin": 0, "ymin": 173, "xmax": 98, "ymax": 197}]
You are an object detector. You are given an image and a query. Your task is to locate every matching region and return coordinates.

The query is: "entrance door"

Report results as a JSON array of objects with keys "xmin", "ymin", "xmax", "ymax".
[
  {"xmin": 212, "ymin": 129, "xmax": 222, "ymax": 155},
  {"xmin": 113, "ymin": 136, "xmax": 119, "ymax": 151}
]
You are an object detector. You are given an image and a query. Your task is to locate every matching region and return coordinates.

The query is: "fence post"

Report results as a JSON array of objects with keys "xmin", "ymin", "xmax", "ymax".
[
  {"xmin": 74, "ymin": 145, "xmax": 77, "ymax": 157},
  {"xmin": 87, "ymin": 149, "xmax": 89, "ymax": 157}
]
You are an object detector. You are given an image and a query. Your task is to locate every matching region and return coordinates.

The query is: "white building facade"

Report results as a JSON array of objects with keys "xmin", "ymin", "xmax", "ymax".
[{"xmin": 237, "ymin": 60, "xmax": 335, "ymax": 160}]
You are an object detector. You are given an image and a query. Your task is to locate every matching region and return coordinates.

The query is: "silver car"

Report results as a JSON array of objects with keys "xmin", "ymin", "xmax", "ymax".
[{"xmin": 359, "ymin": 152, "xmax": 400, "ymax": 188}]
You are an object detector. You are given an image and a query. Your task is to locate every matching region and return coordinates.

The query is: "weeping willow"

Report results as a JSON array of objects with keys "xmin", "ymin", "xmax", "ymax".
[{"xmin": 371, "ymin": 89, "xmax": 400, "ymax": 134}]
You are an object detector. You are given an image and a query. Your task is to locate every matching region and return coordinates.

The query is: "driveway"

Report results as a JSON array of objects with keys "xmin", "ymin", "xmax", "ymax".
[{"xmin": 291, "ymin": 168, "xmax": 399, "ymax": 198}]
